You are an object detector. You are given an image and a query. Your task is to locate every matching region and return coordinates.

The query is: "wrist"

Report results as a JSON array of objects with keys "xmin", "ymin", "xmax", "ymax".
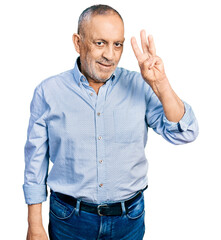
[
  {"xmin": 27, "ymin": 203, "xmax": 43, "ymax": 226},
  {"xmin": 151, "ymin": 77, "xmax": 171, "ymax": 99},
  {"xmin": 28, "ymin": 216, "xmax": 43, "ymax": 226},
  {"xmin": 27, "ymin": 224, "xmax": 46, "ymax": 238}
]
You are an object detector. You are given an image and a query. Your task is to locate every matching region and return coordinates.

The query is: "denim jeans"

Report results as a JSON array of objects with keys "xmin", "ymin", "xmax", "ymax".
[{"xmin": 48, "ymin": 190, "xmax": 146, "ymax": 240}]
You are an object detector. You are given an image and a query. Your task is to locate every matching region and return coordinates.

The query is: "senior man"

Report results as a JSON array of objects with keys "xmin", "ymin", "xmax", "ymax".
[{"xmin": 23, "ymin": 4, "xmax": 199, "ymax": 240}]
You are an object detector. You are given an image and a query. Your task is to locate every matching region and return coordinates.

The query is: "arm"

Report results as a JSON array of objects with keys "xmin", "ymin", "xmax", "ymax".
[
  {"xmin": 145, "ymin": 87, "xmax": 198, "ymax": 144},
  {"xmin": 23, "ymin": 85, "xmax": 49, "ymax": 239},
  {"xmin": 131, "ymin": 30, "xmax": 198, "ymax": 144},
  {"xmin": 26, "ymin": 204, "xmax": 48, "ymax": 240},
  {"xmin": 131, "ymin": 30, "xmax": 185, "ymax": 122}
]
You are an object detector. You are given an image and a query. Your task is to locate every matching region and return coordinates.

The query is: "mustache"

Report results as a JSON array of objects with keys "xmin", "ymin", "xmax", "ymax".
[{"xmin": 96, "ymin": 59, "xmax": 115, "ymax": 66}]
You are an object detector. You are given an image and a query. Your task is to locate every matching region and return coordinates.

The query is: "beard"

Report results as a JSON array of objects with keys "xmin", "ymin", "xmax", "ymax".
[
  {"xmin": 80, "ymin": 57, "xmax": 116, "ymax": 83},
  {"xmin": 88, "ymin": 74, "xmax": 110, "ymax": 83}
]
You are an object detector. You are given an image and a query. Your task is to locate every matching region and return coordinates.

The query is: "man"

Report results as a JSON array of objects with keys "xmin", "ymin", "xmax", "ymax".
[{"xmin": 23, "ymin": 4, "xmax": 198, "ymax": 240}]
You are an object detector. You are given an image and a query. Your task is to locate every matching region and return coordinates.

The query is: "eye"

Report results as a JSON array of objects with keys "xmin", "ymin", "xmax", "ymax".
[
  {"xmin": 114, "ymin": 42, "xmax": 123, "ymax": 48},
  {"xmin": 96, "ymin": 41, "xmax": 104, "ymax": 46}
]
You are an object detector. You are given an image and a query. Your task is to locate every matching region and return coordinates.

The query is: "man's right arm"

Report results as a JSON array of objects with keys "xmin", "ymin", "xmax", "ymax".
[
  {"xmin": 23, "ymin": 84, "xmax": 50, "ymax": 239},
  {"xmin": 27, "ymin": 204, "xmax": 48, "ymax": 240}
]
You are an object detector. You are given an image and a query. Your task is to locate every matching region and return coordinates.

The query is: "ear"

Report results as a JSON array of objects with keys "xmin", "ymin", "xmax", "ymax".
[{"xmin": 72, "ymin": 33, "xmax": 81, "ymax": 54}]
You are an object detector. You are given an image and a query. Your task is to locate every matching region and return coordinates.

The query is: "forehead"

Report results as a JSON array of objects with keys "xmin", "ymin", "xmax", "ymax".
[{"xmin": 84, "ymin": 14, "xmax": 124, "ymax": 41}]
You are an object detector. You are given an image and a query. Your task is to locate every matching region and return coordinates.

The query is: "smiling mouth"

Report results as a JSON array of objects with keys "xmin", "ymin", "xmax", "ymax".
[{"xmin": 97, "ymin": 62, "xmax": 113, "ymax": 68}]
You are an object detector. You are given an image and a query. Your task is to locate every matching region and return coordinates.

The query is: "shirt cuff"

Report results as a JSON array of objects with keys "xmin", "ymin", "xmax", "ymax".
[
  {"xmin": 23, "ymin": 184, "xmax": 48, "ymax": 205},
  {"xmin": 163, "ymin": 101, "xmax": 193, "ymax": 132}
]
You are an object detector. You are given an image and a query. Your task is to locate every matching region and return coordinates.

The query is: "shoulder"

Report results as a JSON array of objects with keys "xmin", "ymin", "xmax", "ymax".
[
  {"xmin": 115, "ymin": 66, "xmax": 141, "ymax": 80},
  {"xmin": 33, "ymin": 69, "xmax": 74, "ymax": 96},
  {"xmin": 115, "ymin": 66, "xmax": 150, "ymax": 91},
  {"xmin": 38, "ymin": 69, "xmax": 74, "ymax": 89}
]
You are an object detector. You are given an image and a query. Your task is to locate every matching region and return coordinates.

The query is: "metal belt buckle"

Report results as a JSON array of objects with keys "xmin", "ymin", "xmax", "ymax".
[{"xmin": 97, "ymin": 204, "xmax": 108, "ymax": 216}]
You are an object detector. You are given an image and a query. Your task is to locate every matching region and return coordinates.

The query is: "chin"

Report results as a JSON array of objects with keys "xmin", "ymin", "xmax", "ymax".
[
  {"xmin": 95, "ymin": 77, "xmax": 110, "ymax": 83},
  {"xmin": 100, "ymin": 76, "xmax": 112, "ymax": 82},
  {"xmin": 99, "ymin": 71, "xmax": 113, "ymax": 79}
]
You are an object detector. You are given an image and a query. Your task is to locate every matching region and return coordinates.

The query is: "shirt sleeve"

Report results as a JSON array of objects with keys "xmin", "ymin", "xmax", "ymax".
[
  {"xmin": 23, "ymin": 85, "xmax": 49, "ymax": 204},
  {"xmin": 145, "ymin": 89, "xmax": 199, "ymax": 145}
]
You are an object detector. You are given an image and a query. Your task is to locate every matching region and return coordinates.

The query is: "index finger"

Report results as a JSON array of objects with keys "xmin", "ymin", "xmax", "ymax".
[{"xmin": 131, "ymin": 37, "xmax": 143, "ymax": 63}]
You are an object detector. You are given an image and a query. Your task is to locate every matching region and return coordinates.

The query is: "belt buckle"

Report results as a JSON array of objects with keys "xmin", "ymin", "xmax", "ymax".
[{"xmin": 97, "ymin": 204, "xmax": 108, "ymax": 216}]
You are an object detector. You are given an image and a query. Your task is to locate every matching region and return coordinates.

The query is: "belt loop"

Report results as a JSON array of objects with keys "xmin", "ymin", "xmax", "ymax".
[
  {"xmin": 75, "ymin": 199, "xmax": 81, "ymax": 216},
  {"xmin": 121, "ymin": 201, "xmax": 126, "ymax": 216}
]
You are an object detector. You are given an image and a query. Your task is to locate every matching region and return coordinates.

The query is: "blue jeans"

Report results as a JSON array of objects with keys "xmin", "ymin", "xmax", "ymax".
[{"xmin": 48, "ymin": 190, "xmax": 146, "ymax": 240}]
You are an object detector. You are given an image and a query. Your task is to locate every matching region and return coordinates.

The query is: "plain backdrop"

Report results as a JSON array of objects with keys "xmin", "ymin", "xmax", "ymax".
[{"xmin": 0, "ymin": 0, "xmax": 220, "ymax": 239}]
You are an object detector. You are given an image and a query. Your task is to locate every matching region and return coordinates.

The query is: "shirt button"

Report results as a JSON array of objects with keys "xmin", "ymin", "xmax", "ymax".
[
  {"xmin": 99, "ymin": 183, "xmax": 103, "ymax": 187},
  {"xmin": 97, "ymin": 112, "xmax": 101, "ymax": 116},
  {"xmin": 90, "ymin": 93, "xmax": 93, "ymax": 96},
  {"xmin": 99, "ymin": 160, "xmax": 103, "ymax": 163},
  {"xmin": 98, "ymin": 136, "xmax": 102, "ymax": 140}
]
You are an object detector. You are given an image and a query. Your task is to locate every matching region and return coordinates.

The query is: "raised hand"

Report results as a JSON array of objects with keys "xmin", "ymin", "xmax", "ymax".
[
  {"xmin": 131, "ymin": 30, "xmax": 167, "ymax": 90},
  {"xmin": 131, "ymin": 29, "xmax": 185, "ymax": 122}
]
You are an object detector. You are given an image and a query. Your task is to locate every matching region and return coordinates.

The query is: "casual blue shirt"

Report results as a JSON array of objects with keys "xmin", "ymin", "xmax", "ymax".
[{"xmin": 23, "ymin": 57, "xmax": 199, "ymax": 205}]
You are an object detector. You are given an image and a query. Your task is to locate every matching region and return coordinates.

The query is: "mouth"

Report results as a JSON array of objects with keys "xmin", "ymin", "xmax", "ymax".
[{"xmin": 97, "ymin": 62, "xmax": 114, "ymax": 69}]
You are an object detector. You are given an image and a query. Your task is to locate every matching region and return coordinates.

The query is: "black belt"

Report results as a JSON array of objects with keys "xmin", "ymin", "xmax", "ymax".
[{"xmin": 52, "ymin": 185, "xmax": 148, "ymax": 216}]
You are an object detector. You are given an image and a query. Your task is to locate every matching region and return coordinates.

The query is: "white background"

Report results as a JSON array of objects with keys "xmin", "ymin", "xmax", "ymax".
[{"xmin": 0, "ymin": 0, "xmax": 220, "ymax": 239}]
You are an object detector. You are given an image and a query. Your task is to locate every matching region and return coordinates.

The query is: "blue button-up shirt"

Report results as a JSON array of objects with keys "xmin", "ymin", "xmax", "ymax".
[{"xmin": 23, "ymin": 58, "xmax": 199, "ymax": 205}]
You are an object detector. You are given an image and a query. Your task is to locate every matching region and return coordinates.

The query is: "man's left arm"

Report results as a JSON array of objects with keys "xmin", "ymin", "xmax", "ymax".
[
  {"xmin": 145, "ymin": 86, "xmax": 198, "ymax": 144},
  {"xmin": 131, "ymin": 30, "xmax": 199, "ymax": 143}
]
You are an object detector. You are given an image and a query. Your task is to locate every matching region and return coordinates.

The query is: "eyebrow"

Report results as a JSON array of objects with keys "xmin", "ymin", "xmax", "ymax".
[{"xmin": 94, "ymin": 38, "xmax": 125, "ymax": 43}]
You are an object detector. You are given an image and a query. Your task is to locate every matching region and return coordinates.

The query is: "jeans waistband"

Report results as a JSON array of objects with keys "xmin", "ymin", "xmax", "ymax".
[{"xmin": 50, "ymin": 185, "xmax": 148, "ymax": 216}]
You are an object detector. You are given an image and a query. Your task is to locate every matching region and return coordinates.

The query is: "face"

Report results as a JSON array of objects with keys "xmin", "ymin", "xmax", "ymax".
[{"xmin": 73, "ymin": 13, "xmax": 125, "ymax": 83}]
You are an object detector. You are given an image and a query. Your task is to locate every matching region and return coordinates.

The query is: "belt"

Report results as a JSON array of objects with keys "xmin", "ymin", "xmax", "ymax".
[{"xmin": 52, "ymin": 185, "xmax": 148, "ymax": 216}]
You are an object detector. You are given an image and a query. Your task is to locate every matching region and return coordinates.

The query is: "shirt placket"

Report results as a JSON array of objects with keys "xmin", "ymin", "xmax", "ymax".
[
  {"xmin": 82, "ymin": 80, "xmax": 111, "ymax": 203},
  {"xmin": 96, "ymin": 82, "xmax": 113, "ymax": 203}
]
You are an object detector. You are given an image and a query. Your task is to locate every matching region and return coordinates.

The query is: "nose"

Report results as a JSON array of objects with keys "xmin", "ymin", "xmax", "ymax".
[{"xmin": 102, "ymin": 45, "xmax": 114, "ymax": 61}]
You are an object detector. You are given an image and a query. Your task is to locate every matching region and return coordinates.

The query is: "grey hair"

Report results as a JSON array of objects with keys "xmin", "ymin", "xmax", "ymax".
[{"xmin": 77, "ymin": 4, "xmax": 123, "ymax": 36}]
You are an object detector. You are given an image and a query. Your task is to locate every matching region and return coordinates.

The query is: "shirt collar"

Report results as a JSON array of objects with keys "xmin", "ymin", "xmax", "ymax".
[{"xmin": 72, "ymin": 57, "xmax": 116, "ymax": 86}]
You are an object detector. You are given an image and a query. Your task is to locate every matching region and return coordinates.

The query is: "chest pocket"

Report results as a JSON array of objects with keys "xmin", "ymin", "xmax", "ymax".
[{"xmin": 113, "ymin": 108, "xmax": 144, "ymax": 143}]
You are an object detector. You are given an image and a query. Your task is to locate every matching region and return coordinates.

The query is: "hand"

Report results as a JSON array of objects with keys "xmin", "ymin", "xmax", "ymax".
[
  {"xmin": 131, "ymin": 30, "xmax": 167, "ymax": 92},
  {"xmin": 26, "ymin": 225, "xmax": 48, "ymax": 240},
  {"xmin": 131, "ymin": 30, "xmax": 185, "ymax": 122}
]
